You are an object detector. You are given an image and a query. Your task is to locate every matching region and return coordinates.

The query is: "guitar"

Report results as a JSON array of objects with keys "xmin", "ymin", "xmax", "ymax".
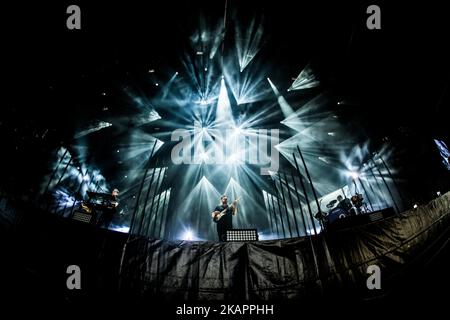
[
  {"xmin": 212, "ymin": 197, "xmax": 240, "ymax": 222},
  {"xmin": 212, "ymin": 207, "xmax": 228, "ymax": 223}
]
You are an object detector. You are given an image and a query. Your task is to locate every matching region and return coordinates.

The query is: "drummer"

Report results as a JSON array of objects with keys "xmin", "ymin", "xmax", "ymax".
[{"xmin": 336, "ymin": 195, "xmax": 352, "ymax": 211}]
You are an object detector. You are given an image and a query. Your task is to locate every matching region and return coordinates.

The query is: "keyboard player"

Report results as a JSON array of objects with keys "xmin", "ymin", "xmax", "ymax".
[
  {"xmin": 81, "ymin": 188, "xmax": 120, "ymax": 228},
  {"xmin": 96, "ymin": 188, "xmax": 120, "ymax": 228}
]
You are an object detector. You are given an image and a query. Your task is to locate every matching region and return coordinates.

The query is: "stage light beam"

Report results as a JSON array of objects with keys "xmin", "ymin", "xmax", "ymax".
[
  {"xmin": 267, "ymin": 78, "xmax": 294, "ymax": 118},
  {"xmin": 215, "ymin": 77, "xmax": 234, "ymax": 126},
  {"xmin": 235, "ymin": 17, "xmax": 264, "ymax": 72},
  {"xmin": 288, "ymin": 62, "xmax": 320, "ymax": 91}
]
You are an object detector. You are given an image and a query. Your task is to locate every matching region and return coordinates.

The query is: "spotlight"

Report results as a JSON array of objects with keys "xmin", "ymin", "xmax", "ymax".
[
  {"xmin": 413, "ymin": 204, "xmax": 418, "ymax": 209},
  {"xmin": 200, "ymin": 153, "xmax": 209, "ymax": 162},
  {"xmin": 318, "ymin": 157, "xmax": 329, "ymax": 164},
  {"xmin": 350, "ymin": 171, "xmax": 359, "ymax": 180},
  {"xmin": 182, "ymin": 229, "xmax": 194, "ymax": 241},
  {"xmin": 204, "ymin": 67, "xmax": 208, "ymax": 72},
  {"xmin": 155, "ymin": 83, "xmax": 159, "ymax": 87},
  {"xmin": 116, "ymin": 150, "xmax": 120, "ymax": 153},
  {"xmin": 327, "ymin": 132, "xmax": 335, "ymax": 136},
  {"xmin": 233, "ymin": 126, "xmax": 242, "ymax": 135},
  {"xmin": 436, "ymin": 191, "xmax": 441, "ymax": 197},
  {"xmin": 228, "ymin": 154, "xmax": 239, "ymax": 164},
  {"xmin": 110, "ymin": 226, "xmax": 130, "ymax": 233},
  {"xmin": 148, "ymin": 69, "xmax": 155, "ymax": 73},
  {"xmin": 257, "ymin": 232, "xmax": 277, "ymax": 241}
]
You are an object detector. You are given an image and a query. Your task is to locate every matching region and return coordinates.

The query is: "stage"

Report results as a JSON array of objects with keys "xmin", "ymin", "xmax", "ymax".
[
  {"xmin": 2, "ymin": 1, "xmax": 450, "ymax": 316},
  {"xmin": 1, "ymin": 192, "xmax": 449, "ymax": 307}
]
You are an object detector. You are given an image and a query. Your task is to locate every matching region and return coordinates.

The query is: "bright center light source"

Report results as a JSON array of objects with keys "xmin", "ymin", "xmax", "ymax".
[
  {"xmin": 350, "ymin": 171, "xmax": 359, "ymax": 180},
  {"xmin": 413, "ymin": 204, "xmax": 418, "ymax": 209},
  {"xmin": 200, "ymin": 153, "xmax": 209, "ymax": 161},
  {"xmin": 182, "ymin": 229, "xmax": 194, "ymax": 241},
  {"xmin": 227, "ymin": 154, "xmax": 241, "ymax": 165},
  {"xmin": 233, "ymin": 126, "xmax": 242, "ymax": 135}
]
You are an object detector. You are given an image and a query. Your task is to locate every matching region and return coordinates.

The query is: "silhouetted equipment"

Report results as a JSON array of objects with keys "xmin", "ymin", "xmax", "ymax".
[
  {"xmin": 86, "ymin": 191, "xmax": 118, "ymax": 210},
  {"xmin": 226, "ymin": 229, "xmax": 258, "ymax": 241},
  {"xmin": 72, "ymin": 210, "xmax": 94, "ymax": 224},
  {"xmin": 326, "ymin": 207, "xmax": 395, "ymax": 231},
  {"xmin": 72, "ymin": 191, "xmax": 118, "ymax": 225},
  {"xmin": 326, "ymin": 199, "xmax": 338, "ymax": 209}
]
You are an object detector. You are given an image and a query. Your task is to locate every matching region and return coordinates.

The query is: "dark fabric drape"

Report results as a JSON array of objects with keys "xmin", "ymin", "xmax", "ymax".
[
  {"xmin": 1, "ymin": 193, "xmax": 449, "ymax": 301},
  {"xmin": 119, "ymin": 192, "xmax": 450, "ymax": 300}
]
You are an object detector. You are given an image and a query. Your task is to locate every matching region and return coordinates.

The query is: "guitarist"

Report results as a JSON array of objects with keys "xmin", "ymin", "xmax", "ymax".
[{"xmin": 211, "ymin": 195, "xmax": 238, "ymax": 241}]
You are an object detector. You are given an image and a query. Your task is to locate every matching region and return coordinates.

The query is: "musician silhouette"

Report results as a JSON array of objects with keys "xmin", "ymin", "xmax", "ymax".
[
  {"xmin": 336, "ymin": 195, "xmax": 352, "ymax": 211},
  {"xmin": 211, "ymin": 195, "xmax": 238, "ymax": 241},
  {"xmin": 97, "ymin": 188, "xmax": 119, "ymax": 228}
]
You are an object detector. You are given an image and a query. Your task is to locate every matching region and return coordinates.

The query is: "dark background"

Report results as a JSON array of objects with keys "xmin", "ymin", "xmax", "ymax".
[
  {"xmin": 1, "ymin": 1, "xmax": 449, "ymax": 314},
  {"xmin": 2, "ymin": 0, "xmax": 449, "ymax": 201}
]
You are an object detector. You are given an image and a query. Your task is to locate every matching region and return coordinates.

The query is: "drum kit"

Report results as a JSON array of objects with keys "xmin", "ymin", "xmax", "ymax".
[{"xmin": 318, "ymin": 194, "xmax": 367, "ymax": 226}]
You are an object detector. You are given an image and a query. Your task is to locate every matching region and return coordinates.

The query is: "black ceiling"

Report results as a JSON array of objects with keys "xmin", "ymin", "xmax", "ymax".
[{"xmin": 2, "ymin": 0, "xmax": 449, "ymax": 196}]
